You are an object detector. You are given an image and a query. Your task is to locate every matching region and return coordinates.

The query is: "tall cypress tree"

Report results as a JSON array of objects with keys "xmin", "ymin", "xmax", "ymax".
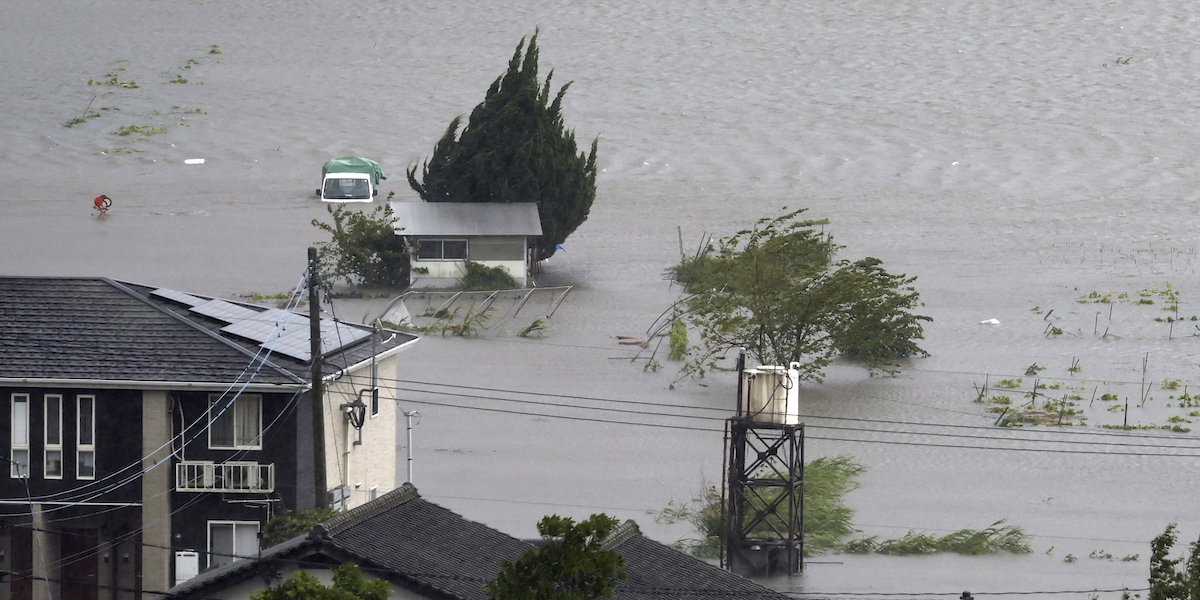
[{"xmin": 407, "ymin": 31, "xmax": 598, "ymax": 261}]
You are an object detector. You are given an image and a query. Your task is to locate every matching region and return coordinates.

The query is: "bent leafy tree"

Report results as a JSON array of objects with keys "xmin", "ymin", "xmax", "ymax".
[
  {"xmin": 407, "ymin": 31, "xmax": 597, "ymax": 261},
  {"xmin": 486, "ymin": 514, "xmax": 627, "ymax": 600},
  {"xmin": 311, "ymin": 203, "xmax": 409, "ymax": 287},
  {"xmin": 671, "ymin": 208, "xmax": 931, "ymax": 381},
  {"xmin": 1147, "ymin": 523, "xmax": 1200, "ymax": 600}
]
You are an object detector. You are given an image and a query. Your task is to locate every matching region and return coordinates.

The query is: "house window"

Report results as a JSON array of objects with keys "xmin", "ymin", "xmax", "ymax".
[
  {"xmin": 416, "ymin": 239, "xmax": 468, "ymax": 260},
  {"xmin": 77, "ymin": 395, "xmax": 96, "ymax": 480},
  {"xmin": 369, "ymin": 485, "xmax": 378, "ymax": 501},
  {"xmin": 44, "ymin": 394, "xmax": 63, "ymax": 479},
  {"xmin": 370, "ymin": 387, "xmax": 379, "ymax": 418},
  {"xmin": 208, "ymin": 394, "xmax": 262, "ymax": 450},
  {"xmin": 11, "ymin": 394, "xmax": 29, "ymax": 478},
  {"xmin": 208, "ymin": 521, "xmax": 259, "ymax": 568}
]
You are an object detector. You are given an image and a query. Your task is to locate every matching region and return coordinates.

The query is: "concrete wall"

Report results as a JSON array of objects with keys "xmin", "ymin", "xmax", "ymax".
[{"xmin": 322, "ymin": 354, "xmax": 399, "ymax": 510}]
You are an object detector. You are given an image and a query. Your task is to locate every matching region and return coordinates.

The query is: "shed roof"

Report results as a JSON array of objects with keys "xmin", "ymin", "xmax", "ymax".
[{"xmin": 391, "ymin": 202, "xmax": 542, "ymax": 236}]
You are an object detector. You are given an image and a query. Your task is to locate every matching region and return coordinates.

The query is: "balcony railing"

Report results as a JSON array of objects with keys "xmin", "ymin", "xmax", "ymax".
[{"xmin": 176, "ymin": 460, "xmax": 274, "ymax": 493}]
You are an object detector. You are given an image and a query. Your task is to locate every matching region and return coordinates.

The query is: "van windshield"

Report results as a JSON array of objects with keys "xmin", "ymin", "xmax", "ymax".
[{"xmin": 324, "ymin": 177, "xmax": 371, "ymax": 200}]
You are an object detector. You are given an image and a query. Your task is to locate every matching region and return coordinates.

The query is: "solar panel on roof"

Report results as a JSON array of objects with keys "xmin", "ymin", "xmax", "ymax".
[
  {"xmin": 269, "ymin": 329, "xmax": 313, "ymax": 361},
  {"xmin": 221, "ymin": 319, "xmax": 289, "ymax": 344},
  {"xmin": 151, "ymin": 288, "xmax": 206, "ymax": 307},
  {"xmin": 190, "ymin": 299, "xmax": 260, "ymax": 323},
  {"xmin": 264, "ymin": 319, "xmax": 373, "ymax": 362}
]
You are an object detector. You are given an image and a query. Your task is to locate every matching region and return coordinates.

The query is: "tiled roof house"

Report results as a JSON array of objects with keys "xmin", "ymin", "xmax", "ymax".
[
  {"xmin": 0, "ymin": 276, "xmax": 418, "ymax": 600},
  {"xmin": 168, "ymin": 483, "xmax": 793, "ymax": 600}
]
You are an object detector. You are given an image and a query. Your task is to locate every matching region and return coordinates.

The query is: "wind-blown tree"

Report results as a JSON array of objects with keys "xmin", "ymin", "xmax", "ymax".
[
  {"xmin": 250, "ymin": 563, "xmax": 388, "ymax": 600},
  {"xmin": 407, "ymin": 31, "xmax": 597, "ymax": 261},
  {"xmin": 671, "ymin": 208, "xmax": 930, "ymax": 381},
  {"xmin": 486, "ymin": 514, "xmax": 626, "ymax": 600}
]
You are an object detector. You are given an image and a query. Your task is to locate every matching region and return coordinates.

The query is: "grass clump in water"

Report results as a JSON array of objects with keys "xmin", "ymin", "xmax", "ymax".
[{"xmin": 842, "ymin": 520, "xmax": 1032, "ymax": 555}]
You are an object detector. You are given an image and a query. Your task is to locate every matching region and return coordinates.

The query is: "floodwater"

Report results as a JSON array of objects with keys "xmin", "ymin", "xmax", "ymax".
[{"xmin": 4, "ymin": 0, "xmax": 1200, "ymax": 597}]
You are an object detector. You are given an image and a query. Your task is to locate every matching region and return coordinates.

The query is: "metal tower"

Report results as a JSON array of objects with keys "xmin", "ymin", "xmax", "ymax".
[{"xmin": 722, "ymin": 353, "xmax": 805, "ymax": 576}]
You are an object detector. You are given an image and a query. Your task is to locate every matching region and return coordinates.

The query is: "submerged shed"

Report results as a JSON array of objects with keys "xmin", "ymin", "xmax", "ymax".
[{"xmin": 391, "ymin": 201, "xmax": 542, "ymax": 288}]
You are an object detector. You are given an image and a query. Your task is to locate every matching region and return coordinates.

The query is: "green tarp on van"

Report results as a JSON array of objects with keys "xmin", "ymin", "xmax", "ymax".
[{"xmin": 322, "ymin": 156, "xmax": 387, "ymax": 185}]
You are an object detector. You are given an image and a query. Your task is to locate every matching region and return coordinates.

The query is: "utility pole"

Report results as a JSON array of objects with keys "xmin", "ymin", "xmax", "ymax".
[
  {"xmin": 403, "ymin": 410, "xmax": 419, "ymax": 484},
  {"xmin": 309, "ymin": 247, "xmax": 327, "ymax": 509}
]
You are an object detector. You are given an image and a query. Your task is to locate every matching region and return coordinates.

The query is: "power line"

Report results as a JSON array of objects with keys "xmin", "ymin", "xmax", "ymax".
[
  {"xmin": 392, "ymin": 395, "xmax": 1200, "ymax": 457},
  {"xmin": 376, "ymin": 374, "xmax": 1200, "ymax": 444}
]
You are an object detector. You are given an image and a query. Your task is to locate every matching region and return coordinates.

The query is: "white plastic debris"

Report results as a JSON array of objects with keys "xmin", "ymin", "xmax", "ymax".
[
  {"xmin": 184, "ymin": 158, "xmax": 205, "ymax": 165},
  {"xmin": 980, "ymin": 318, "xmax": 1000, "ymax": 325}
]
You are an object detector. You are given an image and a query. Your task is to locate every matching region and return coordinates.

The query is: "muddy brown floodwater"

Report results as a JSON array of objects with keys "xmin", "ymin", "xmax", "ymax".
[{"xmin": 4, "ymin": 0, "xmax": 1200, "ymax": 597}]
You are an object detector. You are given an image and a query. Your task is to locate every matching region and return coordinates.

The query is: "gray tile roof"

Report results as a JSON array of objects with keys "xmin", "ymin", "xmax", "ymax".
[
  {"xmin": 0, "ymin": 277, "xmax": 417, "ymax": 389},
  {"xmin": 390, "ymin": 202, "xmax": 543, "ymax": 236},
  {"xmin": 610, "ymin": 529, "xmax": 790, "ymax": 600},
  {"xmin": 167, "ymin": 484, "xmax": 792, "ymax": 600}
]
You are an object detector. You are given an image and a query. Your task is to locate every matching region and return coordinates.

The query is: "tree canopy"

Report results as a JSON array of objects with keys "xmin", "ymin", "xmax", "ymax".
[
  {"xmin": 250, "ymin": 563, "xmax": 389, "ymax": 600},
  {"xmin": 407, "ymin": 31, "xmax": 598, "ymax": 261},
  {"xmin": 671, "ymin": 208, "xmax": 930, "ymax": 381},
  {"xmin": 486, "ymin": 514, "xmax": 627, "ymax": 600},
  {"xmin": 311, "ymin": 203, "xmax": 408, "ymax": 288}
]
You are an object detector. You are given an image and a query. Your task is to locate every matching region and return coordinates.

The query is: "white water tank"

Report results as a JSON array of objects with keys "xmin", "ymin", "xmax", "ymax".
[{"xmin": 740, "ymin": 363, "xmax": 800, "ymax": 424}]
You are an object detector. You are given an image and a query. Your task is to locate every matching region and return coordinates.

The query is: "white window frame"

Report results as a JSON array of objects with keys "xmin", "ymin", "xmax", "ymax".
[
  {"xmin": 10, "ymin": 394, "xmax": 30, "ymax": 479},
  {"xmin": 415, "ymin": 238, "xmax": 468, "ymax": 261},
  {"xmin": 44, "ymin": 394, "xmax": 63, "ymax": 479},
  {"xmin": 207, "ymin": 394, "xmax": 263, "ymax": 450},
  {"xmin": 77, "ymin": 395, "xmax": 96, "ymax": 480},
  {"xmin": 207, "ymin": 520, "xmax": 259, "ymax": 568}
]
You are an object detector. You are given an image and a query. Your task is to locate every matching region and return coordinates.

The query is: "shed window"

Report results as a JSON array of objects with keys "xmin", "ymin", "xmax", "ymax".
[{"xmin": 416, "ymin": 239, "xmax": 468, "ymax": 260}]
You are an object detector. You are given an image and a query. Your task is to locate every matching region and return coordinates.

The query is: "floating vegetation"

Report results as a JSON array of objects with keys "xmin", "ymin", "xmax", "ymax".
[
  {"xmin": 842, "ymin": 520, "xmax": 1031, "ymax": 556},
  {"xmin": 209, "ymin": 44, "xmax": 223, "ymax": 54},
  {"xmin": 518, "ymin": 319, "xmax": 547, "ymax": 338},
  {"xmin": 169, "ymin": 74, "xmax": 188, "ymax": 84},
  {"xmin": 1025, "ymin": 364, "xmax": 1046, "ymax": 376},
  {"xmin": 63, "ymin": 110, "xmax": 100, "ymax": 128},
  {"xmin": 1162, "ymin": 379, "xmax": 1181, "ymax": 390},
  {"xmin": 88, "ymin": 67, "xmax": 139, "ymax": 88},
  {"xmin": 113, "ymin": 124, "xmax": 165, "ymax": 137},
  {"xmin": 1090, "ymin": 549, "xmax": 1114, "ymax": 560},
  {"xmin": 997, "ymin": 378, "xmax": 1022, "ymax": 389},
  {"xmin": 101, "ymin": 147, "xmax": 142, "ymax": 155},
  {"xmin": 1064, "ymin": 553, "xmax": 1078, "ymax": 563},
  {"xmin": 1100, "ymin": 423, "xmax": 1191, "ymax": 433}
]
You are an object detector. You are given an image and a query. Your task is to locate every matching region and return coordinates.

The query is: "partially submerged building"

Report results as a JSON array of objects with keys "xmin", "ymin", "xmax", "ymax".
[{"xmin": 391, "ymin": 202, "xmax": 542, "ymax": 288}]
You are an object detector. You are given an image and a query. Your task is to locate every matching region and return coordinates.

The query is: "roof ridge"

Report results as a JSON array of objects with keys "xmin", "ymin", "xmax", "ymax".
[
  {"xmin": 108, "ymin": 279, "xmax": 308, "ymax": 385},
  {"xmin": 601, "ymin": 519, "xmax": 641, "ymax": 550},
  {"xmin": 319, "ymin": 482, "xmax": 421, "ymax": 536}
]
